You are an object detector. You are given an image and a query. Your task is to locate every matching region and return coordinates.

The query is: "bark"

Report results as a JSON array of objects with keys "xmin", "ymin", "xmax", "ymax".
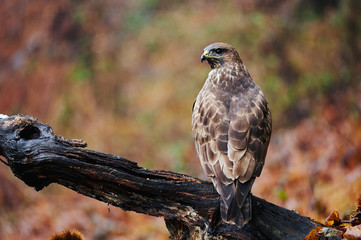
[{"xmin": 0, "ymin": 115, "xmax": 320, "ymax": 239}]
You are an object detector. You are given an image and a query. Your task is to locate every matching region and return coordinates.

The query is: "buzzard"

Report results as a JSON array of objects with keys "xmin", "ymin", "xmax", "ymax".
[{"xmin": 192, "ymin": 42, "xmax": 272, "ymax": 227}]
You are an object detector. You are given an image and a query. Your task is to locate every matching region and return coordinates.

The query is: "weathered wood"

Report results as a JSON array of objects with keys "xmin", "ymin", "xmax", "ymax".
[{"xmin": 0, "ymin": 115, "xmax": 320, "ymax": 239}]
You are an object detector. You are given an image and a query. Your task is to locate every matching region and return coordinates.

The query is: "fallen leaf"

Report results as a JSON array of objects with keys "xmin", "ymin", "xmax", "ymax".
[
  {"xmin": 304, "ymin": 226, "xmax": 322, "ymax": 240},
  {"xmin": 317, "ymin": 227, "xmax": 342, "ymax": 238},
  {"xmin": 325, "ymin": 210, "xmax": 341, "ymax": 226}
]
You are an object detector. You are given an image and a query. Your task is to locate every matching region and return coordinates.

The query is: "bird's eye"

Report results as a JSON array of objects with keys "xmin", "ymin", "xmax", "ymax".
[{"xmin": 215, "ymin": 48, "xmax": 223, "ymax": 54}]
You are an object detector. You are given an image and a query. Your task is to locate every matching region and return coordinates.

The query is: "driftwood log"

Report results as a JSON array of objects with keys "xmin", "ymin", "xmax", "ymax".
[{"xmin": 0, "ymin": 115, "xmax": 320, "ymax": 239}]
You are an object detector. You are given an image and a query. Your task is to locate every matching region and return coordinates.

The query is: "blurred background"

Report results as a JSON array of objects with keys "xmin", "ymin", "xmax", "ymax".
[{"xmin": 0, "ymin": 0, "xmax": 361, "ymax": 239}]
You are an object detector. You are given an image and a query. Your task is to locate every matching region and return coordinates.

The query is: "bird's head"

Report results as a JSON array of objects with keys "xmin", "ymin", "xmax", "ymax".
[{"xmin": 201, "ymin": 42, "xmax": 243, "ymax": 69}]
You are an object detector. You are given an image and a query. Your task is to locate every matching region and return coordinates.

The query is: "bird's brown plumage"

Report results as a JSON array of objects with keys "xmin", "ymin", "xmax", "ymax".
[{"xmin": 192, "ymin": 42, "xmax": 272, "ymax": 227}]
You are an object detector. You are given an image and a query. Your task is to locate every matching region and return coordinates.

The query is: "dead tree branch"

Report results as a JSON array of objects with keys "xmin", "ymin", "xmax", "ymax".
[{"xmin": 0, "ymin": 115, "xmax": 320, "ymax": 239}]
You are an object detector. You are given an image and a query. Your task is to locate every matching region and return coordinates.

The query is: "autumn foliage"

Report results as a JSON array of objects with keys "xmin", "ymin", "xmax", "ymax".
[
  {"xmin": 305, "ymin": 197, "xmax": 361, "ymax": 239},
  {"xmin": 0, "ymin": 0, "xmax": 360, "ymax": 239}
]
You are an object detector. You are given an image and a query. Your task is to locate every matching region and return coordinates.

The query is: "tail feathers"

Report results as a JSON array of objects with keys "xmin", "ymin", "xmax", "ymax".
[{"xmin": 219, "ymin": 178, "xmax": 255, "ymax": 228}]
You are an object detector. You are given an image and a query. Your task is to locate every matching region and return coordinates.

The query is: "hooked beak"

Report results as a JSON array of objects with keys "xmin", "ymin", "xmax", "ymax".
[
  {"xmin": 201, "ymin": 50, "xmax": 209, "ymax": 63},
  {"xmin": 201, "ymin": 50, "xmax": 219, "ymax": 63}
]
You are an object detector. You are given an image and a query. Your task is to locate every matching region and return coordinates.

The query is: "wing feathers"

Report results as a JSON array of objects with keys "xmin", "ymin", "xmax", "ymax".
[
  {"xmin": 233, "ymin": 153, "xmax": 251, "ymax": 177},
  {"xmin": 230, "ymin": 116, "xmax": 248, "ymax": 132},
  {"xmin": 228, "ymin": 146, "xmax": 247, "ymax": 163},
  {"xmin": 229, "ymin": 128, "xmax": 248, "ymax": 141},
  {"xmin": 229, "ymin": 132, "xmax": 248, "ymax": 150},
  {"xmin": 207, "ymin": 141, "xmax": 219, "ymax": 165},
  {"xmin": 211, "ymin": 160, "xmax": 233, "ymax": 185},
  {"xmin": 216, "ymin": 139, "xmax": 228, "ymax": 152},
  {"xmin": 219, "ymin": 154, "xmax": 234, "ymax": 179}
]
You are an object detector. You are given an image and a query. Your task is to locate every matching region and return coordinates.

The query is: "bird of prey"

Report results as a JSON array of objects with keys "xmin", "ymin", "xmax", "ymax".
[{"xmin": 192, "ymin": 42, "xmax": 272, "ymax": 227}]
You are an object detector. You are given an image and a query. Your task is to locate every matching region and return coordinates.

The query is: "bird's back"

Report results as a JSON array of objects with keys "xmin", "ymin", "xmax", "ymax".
[{"xmin": 192, "ymin": 59, "xmax": 271, "ymax": 227}]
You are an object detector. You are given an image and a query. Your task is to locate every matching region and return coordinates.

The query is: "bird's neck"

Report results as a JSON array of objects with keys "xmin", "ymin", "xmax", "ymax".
[
  {"xmin": 207, "ymin": 63, "xmax": 253, "ymax": 92},
  {"xmin": 210, "ymin": 62, "xmax": 249, "ymax": 79}
]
